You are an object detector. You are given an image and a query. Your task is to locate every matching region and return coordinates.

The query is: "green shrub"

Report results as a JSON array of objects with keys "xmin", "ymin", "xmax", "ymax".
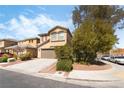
[
  {"xmin": 2, "ymin": 57, "xmax": 8, "ymax": 62},
  {"xmin": 1, "ymin": 54, "xmax": 8, "ymax": 62},
  {"xmin": 8, "ymin": 58, "xmax": 16, "ymax": 62},
  {"xmin": 56, "ymin": 59, "xmax": 73, "ymax": 72},
  {"xmin": 19, "ymin": 52, "xmax": 32, "ymax": 61},
  {"xmin": 55, "ymin": 45, "xmax": 72, "ymax": 60},
  {"xmin": 0, "ymin": 58, "xmax": 2, "ymax": 62}
]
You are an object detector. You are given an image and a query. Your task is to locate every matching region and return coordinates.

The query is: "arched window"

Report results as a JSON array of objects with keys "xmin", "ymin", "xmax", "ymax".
[
  {"xmin": 58, "ymin": 31, "xmax": 65, "ymax": 40},
  {"xmin": 51, "ymin": 32, "xmax": 57, "ymax": 41}
]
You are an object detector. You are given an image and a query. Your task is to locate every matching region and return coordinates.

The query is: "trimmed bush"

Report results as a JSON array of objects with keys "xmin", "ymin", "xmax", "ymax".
[
  {"xmin": 1, "ymin": 54, "xmax": 8, "ymax": 62},
  {"xmin": 0, "ymin": 58, "xmax": 2, "ymax": 62},
  {"xmin": 56, "ymin": 59, "xmax": 73, "ymax": 72},
  {"xmin": 2, "ymin": 57, "xmax": 8, "ymax": 62},
  {"xmin": 7, "ymin": 58, "xmax": 16, "ymax": 62},
  {"xmin": 19, "ymin": 52, "xmax": 32, "ymax": 61},
  {"xmin": 55, "ymin": 44, "xmax": 72, "ymax": 60}
]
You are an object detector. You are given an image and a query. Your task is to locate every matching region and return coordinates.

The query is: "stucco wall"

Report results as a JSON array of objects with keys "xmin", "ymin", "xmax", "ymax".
[
  {"xmin": 0, "ymin": 40, "xmax": 17, "ymax": 53},
  {"xmin": 0, "ymin": 41, "xmax": 4, "ymax": 48},
  {"xmin": 18, "ymin": 39, "xmax": 39, "ymax": 47},
  {"xmin": 39, "ymin": 35, "xmax": 49, "ymax": 44}
]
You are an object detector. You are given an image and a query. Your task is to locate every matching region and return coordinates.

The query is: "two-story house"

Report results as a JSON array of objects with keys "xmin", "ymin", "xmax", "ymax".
[
  {"xmin": 37, "ymin": 26, "xmax": 72, "ymax": 58},
  {"xmin": 5, "ymin": 37, "xmax": 40, "ymax": 57},
  {"xmin": 0, "ymin": 39, "xmax": 17, "ymax": 53}
]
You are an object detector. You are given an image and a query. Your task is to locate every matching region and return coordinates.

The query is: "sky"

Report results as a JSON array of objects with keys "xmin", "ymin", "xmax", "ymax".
[
  {"xmin": 0, "ymin": 5, "xmax": 74, "ymax": 40},
  {"xmin": 0, "ymin": 5, "xmax": 123, "ymax": 48}
]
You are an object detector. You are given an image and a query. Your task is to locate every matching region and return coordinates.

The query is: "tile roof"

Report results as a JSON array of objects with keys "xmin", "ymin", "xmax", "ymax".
[
  {"xmin": 5, "ymin": 44, "xmax": 36, "ymax": 49},
  {"xmin": 0, "ymin": 38, "xmax": 17, "ymax": 42},
  {"xmin": 18, "ymin": 37, "xmax": 39, "ymax": 42}
]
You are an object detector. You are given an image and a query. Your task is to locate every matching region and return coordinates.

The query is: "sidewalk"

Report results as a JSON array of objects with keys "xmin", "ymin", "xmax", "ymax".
[
  {"xmin": 68, "ymin": 70, "xmax": 119, "ymax": 81},
  {"xmin": 67, "ymin": 60, "xmax": 124, "ymax": 81}
]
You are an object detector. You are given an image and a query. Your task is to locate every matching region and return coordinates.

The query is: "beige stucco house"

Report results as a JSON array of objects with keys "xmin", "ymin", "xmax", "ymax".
[
  {"xmin": 5, "ymin": 37, "xmax": 40, "ymax": 58},
  {"xmin": 37, "ymin": 26, "xmax": 72, "ymax": 58},
  {"xmin": 0, "ymin": 26, "xmax": 72, "ymax": 59},
  {"xmin": 0, "ymin": 39, "xmax": 17, "ymax": 53}
]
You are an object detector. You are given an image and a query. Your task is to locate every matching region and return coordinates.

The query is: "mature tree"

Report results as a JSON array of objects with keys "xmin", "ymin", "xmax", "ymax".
[
  {"xmin": 72, "ymin": 7, "xmax": 81, "ymax": 28},
  {"xmin": 72, "ymin": 5, "xmax": 124, "ymax": 63},
  {"xmin": 72, "ymin": 5, "xmax": 124, "ymax": 28},
  {"xmin": 72, "ymin": 19, "xmax": 117, "ymax": 63}
]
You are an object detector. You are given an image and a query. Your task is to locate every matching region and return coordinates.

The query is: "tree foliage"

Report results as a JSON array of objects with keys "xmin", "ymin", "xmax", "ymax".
[
  {"xmin": 72, "ymin": 5, "xmax": 122, "ymax": 63},
  {"xmin": 72, "ymin": 19, "xmax": 117, "ymax": 63},
  {"xmin": 72, "ymin": 5, "xmax": 124, "ymax": 28},
  {"xmin": 55, "ymin": 44, "xmax": 72, "ymax": 60}
]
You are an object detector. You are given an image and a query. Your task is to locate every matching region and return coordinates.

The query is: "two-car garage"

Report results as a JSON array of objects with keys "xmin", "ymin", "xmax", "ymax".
[{"xmin": 40, "ymin": 49, "xmax": 56, "ymax": 59}]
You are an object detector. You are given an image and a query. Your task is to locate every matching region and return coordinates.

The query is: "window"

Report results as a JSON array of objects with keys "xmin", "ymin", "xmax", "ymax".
[
  {"xmin": 29, "ymin": 40, "xmax": 33, "ymax": 43},
  {"xmin": 58, "ymin": 31, "xmax": 65, "ymax": 40},
  {"xmin": 37, "ymin": 39, "xmax": 40, "ymax": 43},
  {"xmin": 31, "ymin": 40, "xmax": 33, "ymax": 43},
  {"xmin": 51, "ymin": 32, "xmax": 57, "ymax": 41}
]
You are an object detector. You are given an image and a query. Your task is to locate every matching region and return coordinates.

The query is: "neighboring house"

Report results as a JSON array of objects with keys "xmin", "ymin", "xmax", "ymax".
[
  {"xmin": 37, "ymin": 26, "xmax": 72, "ymax": 58},
  {"xmin": 0, "ymin": 39, "xmax": 17, "ymax": 53},
  {"xmin": 110, "ymin": 48, "xmax": 124, "ymax": 56},
  {"xmin": 5, "ymin": 37, "xmax": 40, "ymax": 58}
]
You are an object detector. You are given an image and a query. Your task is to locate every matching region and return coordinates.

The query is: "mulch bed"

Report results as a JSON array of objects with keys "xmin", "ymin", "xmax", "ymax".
[
  {"xmin": 73, "ymin": 63, "xmax": 112, "ymax": 71},
  {"xmin": 39, "ymin": 62, "xmax": 112, "ymax": 76}
]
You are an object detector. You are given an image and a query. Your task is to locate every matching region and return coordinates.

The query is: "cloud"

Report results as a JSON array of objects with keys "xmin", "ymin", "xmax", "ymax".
[
  {"xmin": 33, "ymin": 14, "xmax": 72, "ymax": 27},
  {"xmin": 0, "ymin": 13, "xmax": 73, "ymax": 40},
  {"xmin": 22, "ymin": 9, "xmax": 35, "ymax": 16},
  {"xmin": 37, "ymin": 6, "xmax": 46, "ymax": 11},
  {"xmin": 0, "ymin": 24, "xmax": 6, "ymax": 30}
]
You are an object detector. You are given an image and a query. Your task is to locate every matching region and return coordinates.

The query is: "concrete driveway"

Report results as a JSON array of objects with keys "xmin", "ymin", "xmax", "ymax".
[{"xmin": 5, "ymin": 59, "xmax": 57, "ymax": 74}]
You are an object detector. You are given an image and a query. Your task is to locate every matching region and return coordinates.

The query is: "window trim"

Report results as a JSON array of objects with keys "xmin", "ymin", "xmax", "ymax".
[
  {"xmin": 50, "ymin": 32, "xmax": 57, "ymax": 41},
  {"xmin": 58, "ymin": 31, "xmax": 65, "ymax": 41}
]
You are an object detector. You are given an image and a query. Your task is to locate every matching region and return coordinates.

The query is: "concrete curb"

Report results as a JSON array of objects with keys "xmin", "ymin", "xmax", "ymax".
[{"xmin": 1, "ymin": 67, "xmax": 124, "ymax": 87}]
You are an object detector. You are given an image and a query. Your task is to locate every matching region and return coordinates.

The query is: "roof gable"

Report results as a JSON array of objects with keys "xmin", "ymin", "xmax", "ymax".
[{"xmin": 38, "ymin": 26, "xmax": 72, "ymax": 37}]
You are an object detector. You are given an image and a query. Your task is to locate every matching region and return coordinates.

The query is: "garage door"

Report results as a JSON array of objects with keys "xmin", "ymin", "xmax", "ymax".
[{"xmin": 41, "ymin": 49, "xmax": 56, "ymax": 58}]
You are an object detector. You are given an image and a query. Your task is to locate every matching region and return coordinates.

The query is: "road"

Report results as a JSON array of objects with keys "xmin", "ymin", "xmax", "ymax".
[{"xmin": 0, "ymin": 69, "xmax": 90, "ymax": 88}]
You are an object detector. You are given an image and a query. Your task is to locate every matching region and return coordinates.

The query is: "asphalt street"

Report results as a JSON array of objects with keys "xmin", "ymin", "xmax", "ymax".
[{"xmin": 0, "ymin": 69, "xmax": 90, "ymax": 88}]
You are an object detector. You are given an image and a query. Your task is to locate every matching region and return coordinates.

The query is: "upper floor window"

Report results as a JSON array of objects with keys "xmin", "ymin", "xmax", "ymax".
[
  {"xmin": 58, "ymin": 31, "xmax": 65, "ymax": 40},
  {"xmin": 42, "ymin": 36, "xmax": 47, "ymax": 42},
  {"xmin": 29, "ymin": 40, "xmax": 33, "ymax": 43},
  {"xmin": 51, "ymin": 32, "xmax": 57, "ymax": 41},
  {"xmin": 37, "ymin": 39, "xmax": 40, "ymax": 43}
]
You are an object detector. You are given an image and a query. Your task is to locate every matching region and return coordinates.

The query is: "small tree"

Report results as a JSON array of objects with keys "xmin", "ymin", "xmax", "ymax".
[
  {"xmin": 55, "ymin": 45, "xmax": 73, "ymax": 72},
  {"xmin": 55, "ymin": 44, "xmax": 72, "ymax": 61}
]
